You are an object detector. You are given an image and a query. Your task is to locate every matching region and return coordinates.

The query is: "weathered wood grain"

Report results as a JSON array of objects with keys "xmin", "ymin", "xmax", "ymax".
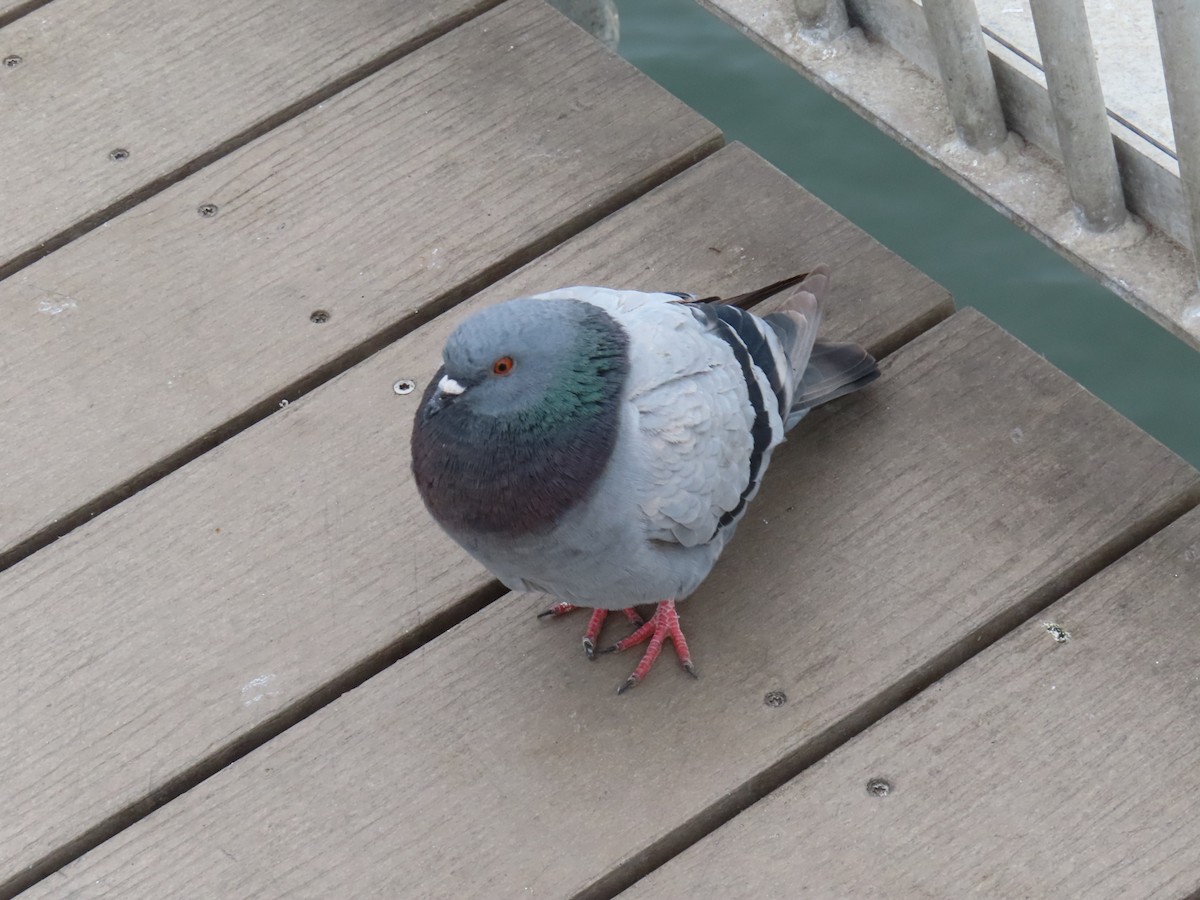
[
  {"xmin": 627, "ymin": 506, "xmax": 1200, "ymax": 900},
  {"xmin": 27, "ymin": 310, "xmax": 1199, "ymax": 899},
  {"xmin": 0, "ymin": 143, "xmax": 948, "ymax": 895},
  {"xmin": 0, "ymin": 0, "xmax": 499, "ymax": 271},
  {"xmin": 0, "ymin": 0, "xmax": 720, "ymax": 569}
]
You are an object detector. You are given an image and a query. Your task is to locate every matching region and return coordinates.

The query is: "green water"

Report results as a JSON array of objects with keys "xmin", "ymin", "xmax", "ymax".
[{"xmin": 615, "ymin": 0, "xmax": 1200, "ymax": 468}]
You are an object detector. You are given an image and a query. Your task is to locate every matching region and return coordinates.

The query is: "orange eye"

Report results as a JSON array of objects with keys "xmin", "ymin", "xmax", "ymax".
[{"xmin": 492, "ymin": 356, "xmax": 515, "ymax": 376}]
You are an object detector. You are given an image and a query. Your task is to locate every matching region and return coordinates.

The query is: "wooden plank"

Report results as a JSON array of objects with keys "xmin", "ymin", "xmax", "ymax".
[
  {"xmin": 0, "ymin": 143, "xmax": 949, "ymax": 896},
  {"xmin": 26, "ymin": 310, "xmax": 1199, "ymax": 898},
  {"xmin": 0, "ymin": 0, "xmax": 721, "ymax": 569},
  {"xmin": 0, "ymin": 0, "xmax": 499, "ymax": 272},
  {"xmin": 628, "ymin": 506, "xmax": 1200, "ymax": 900}
]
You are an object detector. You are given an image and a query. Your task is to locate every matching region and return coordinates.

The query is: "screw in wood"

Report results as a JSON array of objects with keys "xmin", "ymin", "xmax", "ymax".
[
  {"xmin": 109, "ymin": 148, "xmax": 130, "ymax": 161},
  {"xmin": 197, "ymin": 203, "xmax": 219, "ymax": 218},
  {"xmin": 309, "ymin": 310, "xmax": 330, "ymax": 324},
  {"xmin": 1043, "ymin": 622, "xmax": 1071, "ymax": 643},
  {"xmin": 3, "ymin": 55, "xmax": 21, "ymax": 68},
  {"xmin": 763, "ymin": 690, "xmax": 787, "ymax": 708},
  {"xmin": 393, "ymin": 379, "xmax": 416, "ymax": 395},
  {"xmin": 866, "ymin": 778, "xmax": 892, "ymax": 797}
]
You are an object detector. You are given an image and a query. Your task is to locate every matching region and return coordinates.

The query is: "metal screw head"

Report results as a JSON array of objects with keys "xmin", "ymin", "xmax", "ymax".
[
  {"xmin": 393, "ymin": 379, "xmax": 416, "ymax": 395},
  {"xmin": 197, "ymin": 203, "xmax": 218, "ymax": 218},
  {"xmin": 3, "ymin": 55, "xmax": 22, "ymax": 68},
  {"xmin": 109, "ymin": 148, "xmax": 130, "ymax": 161},
  {"xmin": 867, "ymin": 778, "xmax": 892, "ymax": 797},
  {"xmin": 763, "ymin": 690, "xmax": 787, "ymax": 708},
  {"xmin": 309, "ymin": 309, "xmax": 330, "ymax": 324},
  {"xmin": 1044, "ymin": 622, "xmax": 1071, "ymax": 643}
]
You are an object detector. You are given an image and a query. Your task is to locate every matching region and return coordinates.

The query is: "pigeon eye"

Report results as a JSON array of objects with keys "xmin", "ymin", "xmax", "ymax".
[{"xmin": 492, "ymin": 356, "xmax": 515, "ymax": 376}]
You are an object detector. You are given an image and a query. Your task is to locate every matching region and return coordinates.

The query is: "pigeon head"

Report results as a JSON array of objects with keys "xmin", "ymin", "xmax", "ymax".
[
  {"xmin": 430, "ymin": 298, "xmax": 597, "ymax": 418},
  {"xmin": 411, "ymin": 297, "xmax": 629, "ymax": 536}
]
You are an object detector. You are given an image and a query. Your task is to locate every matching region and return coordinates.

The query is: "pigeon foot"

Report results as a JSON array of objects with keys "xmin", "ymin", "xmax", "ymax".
[
  {"xmin": 537, "ymin": 603, "xmax": 643, "ymax": 659},
  {"xmin": 602, "ymin": 599, "xmax": 697, "ymax": 694}
]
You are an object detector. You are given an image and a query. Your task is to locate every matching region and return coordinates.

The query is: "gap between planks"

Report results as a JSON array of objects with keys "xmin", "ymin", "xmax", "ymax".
[
  {"xmin": 0, "ymin": 0, "xmax": 506, "ymax": 285},
  {"xmin": 0, "ymin": 0, "xmax": 51, "ymax": 29}
]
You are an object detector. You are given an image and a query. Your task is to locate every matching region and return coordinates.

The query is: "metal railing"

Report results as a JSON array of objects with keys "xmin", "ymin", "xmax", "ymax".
[
  {"xmin": 1153, "ymin": 0, "xmax": 1200, "ymax": 293},
  {"xmin": 798, "ymin": 0, "xmax": 1200, "ymax": 294}
]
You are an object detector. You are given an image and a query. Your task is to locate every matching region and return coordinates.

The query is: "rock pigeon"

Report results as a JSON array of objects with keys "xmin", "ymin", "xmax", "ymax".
[{"xmin": 411, "ymin": 267, "xmax": 878, "ymax": 693}]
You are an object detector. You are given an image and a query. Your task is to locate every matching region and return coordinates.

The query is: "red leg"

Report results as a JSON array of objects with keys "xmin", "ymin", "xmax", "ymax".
[
  {"xmin": 537, "ymin": 603, "xmax": 644, "ymax": 659},
  {"xmin": 619, "ymin": 608, "xmax": 645, "ymax": 626},
  {"xmin": 581, "ymin": 608, "xmax": 608, "ymax": 659},
  {"xmin": 602, "ymin": 599, "xmax": 698, "ymax": 693}
]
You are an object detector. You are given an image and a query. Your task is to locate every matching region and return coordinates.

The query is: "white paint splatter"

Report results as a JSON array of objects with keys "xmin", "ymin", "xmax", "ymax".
[
  {"xmin": 241, "ymin": 673, "xmax": 280, "ymax": 706},
  {"xmin": 38, "ymin": 297, "xmax": 77, "ymax": 315}
]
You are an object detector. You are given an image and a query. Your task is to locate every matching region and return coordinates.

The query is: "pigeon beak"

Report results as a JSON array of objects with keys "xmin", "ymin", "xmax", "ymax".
[{"xmin": 425, "ymin": 374, "xmax": 467, "ymax": 417}]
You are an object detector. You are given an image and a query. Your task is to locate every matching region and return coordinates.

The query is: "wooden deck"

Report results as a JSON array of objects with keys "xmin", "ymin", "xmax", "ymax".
[{"xmin": 2, "ymin": 1, "xmax": 1199, "ymax": 897}]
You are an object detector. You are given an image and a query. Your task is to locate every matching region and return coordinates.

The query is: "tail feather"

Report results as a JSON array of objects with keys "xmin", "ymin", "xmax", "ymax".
[
  {"xmin": 746, "ymin": 266, "xmax": 879, "ymax": 430},
  {"xmin": 785, "ymin": 339, "xmax": 879, "ymax": 426},
  {"xmin": 700, "ymin": 271, "xmax": 812, "ymax": 309},
  {"xmin": 695, "ymin": 266, "xmax": 878, "ymax": 432},
  {"xmin": 760, "ymin": 266, "xmax": 829, "ymax": 390}
]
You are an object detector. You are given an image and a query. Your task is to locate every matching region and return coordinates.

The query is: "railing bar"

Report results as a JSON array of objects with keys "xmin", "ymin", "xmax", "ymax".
[
  {"xmin": 920, "ymin": 0, "xmax": 1007, "ymax": 152},
  {"xmin": 1027, "ymin": 0, "xmax": 1126, "ymax": 231},
  {"xmin": 1152, "ymin": 0, "xmax": 1200, "ymax": 291},
  {"xmin": 793, "ymin": 0, "xmax": 849, "ymax": 37}
]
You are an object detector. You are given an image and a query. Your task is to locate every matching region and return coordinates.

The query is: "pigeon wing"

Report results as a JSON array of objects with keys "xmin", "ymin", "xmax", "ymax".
[
  {"xmin": 641, "ymin": 298, "xmax": 812, "ymax": 547},
  {"xmin": 629, "ymin": 330, "xmax": 761, "ymax": 548},
  {"xmin": 528, "ymin": 285, "xmax": 799, "ymax": 548},
  {"xmin": 577, "ymin": 290, "xmax": 789, "ymax": 547}
]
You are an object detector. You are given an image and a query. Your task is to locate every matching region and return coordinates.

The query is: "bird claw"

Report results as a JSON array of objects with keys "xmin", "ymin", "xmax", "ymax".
[
  {"xmin": 540, "ymin": 604, "xmax": 642, "ymax": 659},
  {"xmin": 607, "ymin": 599, "xmax": 695, "ymax": 693},
  {"xmin": 536, "ymin": 601, "xmax": 577, "ymax": 620},
  {"xmin": 539, "ymin": 600, "xmax": 695, "ymax": 690}
]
